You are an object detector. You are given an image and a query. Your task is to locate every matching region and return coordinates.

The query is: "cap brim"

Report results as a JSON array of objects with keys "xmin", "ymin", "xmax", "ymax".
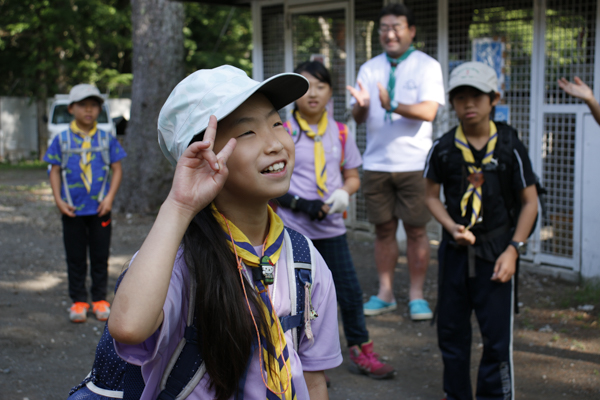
[
  {"xmin": 70, "ymin": 95, "xmax": 105, "ymax": 105},
  {"xmin": 209, "ymin": 73, "xmax": 309, "ymax": 132},
  {"xmin": 447, "ymin": 82, "xmax": 495, "ymax": 94},
  {"xmin": 256, "ymin": 73, "xmax": 310, "ymax": 110}
]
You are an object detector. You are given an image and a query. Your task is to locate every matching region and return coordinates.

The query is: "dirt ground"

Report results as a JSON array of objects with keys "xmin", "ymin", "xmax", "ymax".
[{"xmin": 1, "ymin": 168, "xmax": 599, "ymax": 400}]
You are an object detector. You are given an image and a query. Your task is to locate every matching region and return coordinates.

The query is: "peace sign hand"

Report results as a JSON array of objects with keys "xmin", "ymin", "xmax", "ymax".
[{"xmin": 166, "ymin": 115, "xmax": 236, "ymax": 218}]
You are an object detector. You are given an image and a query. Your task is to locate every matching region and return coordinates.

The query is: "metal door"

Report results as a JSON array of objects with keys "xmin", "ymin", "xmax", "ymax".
[
  {"xmin": 284, "ymin": 1, "xmax": 364, "ymax": 227},
  {"xmin": 530, "ymin": 0, "xmax": 598, "ymax": 270}
]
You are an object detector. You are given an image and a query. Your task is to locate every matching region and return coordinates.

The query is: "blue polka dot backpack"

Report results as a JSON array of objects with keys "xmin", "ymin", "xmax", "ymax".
[{"xmin": 67, "ymin": 228, "xmax": 315, "ymax": 400}]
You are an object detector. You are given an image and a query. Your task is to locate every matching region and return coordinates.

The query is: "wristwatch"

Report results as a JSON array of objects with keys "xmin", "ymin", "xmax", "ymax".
[
  {"xmin": 290, "ymin": 195, "xmax": 300, "ymax": 210},
  {"xmin": 509, "ymin": 240, "xmax": 527, "ymax": 255},
  {"xmin": 388, "ymin": 100, "xmax": 399, "ymax": 112}
]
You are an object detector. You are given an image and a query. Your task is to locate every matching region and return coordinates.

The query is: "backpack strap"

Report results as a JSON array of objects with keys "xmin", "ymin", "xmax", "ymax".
[
  {"xmin": 283, "ymin": 120, "xmax": 294, "ymax": 136},
  {"xmin": 122, "ymin": 363, "xmax": 145, "ymax": 400},
  {"xmin": 59, "ymin": 130, "xmax": 75, "ymax": 207},
  {"xmin": 59, "ymin": 130, "xmax": 71, "ymax": 169},
  {"xmin": 99, "ymin": 130, "xmax": 111, "ymax": 166},
  {"xmin": 96, "ymin": 130, "xmax": 111, "ymax": 203},
  {"xmin": 336, "ymin": 122, "xmax": 348, "ymax": 170},
  {"xmin": 157, "ymin": 270, "xmax": 205, "ymax": 400},
  {"xmin": 493, "ymin": 123, "xmax": 522, "ymax": 228},
  {"xmin": 281, "ymin": 227, "xmax": 315, "ymax": 351}
]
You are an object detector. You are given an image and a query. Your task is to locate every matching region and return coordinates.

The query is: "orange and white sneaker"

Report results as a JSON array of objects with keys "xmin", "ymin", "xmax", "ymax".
[
  {"xmin": 92, "ymin": 300, "xmax": 111, "ymax": 321},
  {"xmin": 69, "ymin": 302, "xmax": 90, "ymax": 323}
]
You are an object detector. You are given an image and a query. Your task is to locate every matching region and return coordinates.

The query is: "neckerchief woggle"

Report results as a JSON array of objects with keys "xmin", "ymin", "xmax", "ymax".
[
  {"xmin": 294, "ymin": 110, "xmax": 329, "ymax": 197},
  {"xmin": 454, "ymin": 121, "xmax": 498, "ymax": 229},
  {"xmin": 385, "ymin": 45, "xmax": 415, "ymax": 122},
  {"xmin": 211, "ymin": 204, "xmax": 296, "ymax": 400},
  {"xmin": 70, "ymin": 120, "xmax": 98, "ymax": 193}
]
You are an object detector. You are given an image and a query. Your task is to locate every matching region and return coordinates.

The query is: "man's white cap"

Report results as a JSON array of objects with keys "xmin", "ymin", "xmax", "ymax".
[
  {"xmin": 448, "ymin": 62, "xmax": 498, "ymax": 94},
  {"xmin": 68, "ymin": 84, "xmax": 104, "ymax": 105},
  {"xmin": 157, "ymin": 65, "xmax": 309, "ymax": 166}
]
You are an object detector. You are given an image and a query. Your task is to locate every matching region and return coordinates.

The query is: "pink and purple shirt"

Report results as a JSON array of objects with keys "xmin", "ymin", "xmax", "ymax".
[
  {"xmin": 115, "ymin": 239, "xmax": 342, "ymax": 400},
  {"xmin": 278, "ymin": 116, "xmax": 362, "ymax": 240}
]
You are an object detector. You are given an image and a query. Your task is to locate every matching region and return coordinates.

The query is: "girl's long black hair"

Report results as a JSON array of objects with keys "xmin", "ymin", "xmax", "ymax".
[{"xmin": 182, "ymin": 135, "xmax": 273, "ymax": 400}]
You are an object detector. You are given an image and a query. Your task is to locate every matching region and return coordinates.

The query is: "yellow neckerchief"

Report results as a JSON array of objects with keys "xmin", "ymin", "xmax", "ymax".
[
  {"xmin": 294, "ymin": 110, "xmax": 329, "ymax": 197},
  {"xmin": 454, "ymin": 121, "xmax": 498, "ymax": 229},
  {"xmin": 211, "ymin": 204, "xmax": 295, "ymax": 400},
  {"xmin": 70, "ymin": 120, "xmax": 98, "ymax": 193}
]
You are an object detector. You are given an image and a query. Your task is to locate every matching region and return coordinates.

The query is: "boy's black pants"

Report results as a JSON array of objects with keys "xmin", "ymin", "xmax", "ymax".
[
  {"xmin": 62, "ymin": 213, "xmax": 112, "ymax": 303},
  {"xmin": 437, "ymin": 239, "xmax": 514, "ymax": 400}
]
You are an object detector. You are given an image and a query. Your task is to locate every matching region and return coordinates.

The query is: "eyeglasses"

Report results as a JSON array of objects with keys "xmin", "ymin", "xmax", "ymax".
[{"xmin": 378, "ymin": 24, "xmax": 407, "ymax": 35}]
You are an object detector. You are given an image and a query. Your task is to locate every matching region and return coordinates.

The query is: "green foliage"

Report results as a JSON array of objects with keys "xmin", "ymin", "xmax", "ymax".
[
  {"xmin": 559, "ymin": 280, "xmax": 600, "ymax": 309},
  {"xmin": 0, "ymin": 1, "xmax": 253, "ymax": 99},
  {"xmin": 0, "ymin": 0, "xmax": 133, "ymax": 98},
  {"xmin": 183, "ymin": 3, "xmax": 253, "ymax": 75},
  {"xmin": 0, "ymin": 159, "xmax": 47, "ymax": 169}
]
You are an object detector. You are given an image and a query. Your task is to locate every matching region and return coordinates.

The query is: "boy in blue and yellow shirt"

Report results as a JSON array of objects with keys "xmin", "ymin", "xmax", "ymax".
[
  {"xmin": 424, "ymin": 62, "xmax": 538, "ymax": 400},
  {"xmin": 44, "ymin": 84, "xmax": 126, "ymax": 323}
]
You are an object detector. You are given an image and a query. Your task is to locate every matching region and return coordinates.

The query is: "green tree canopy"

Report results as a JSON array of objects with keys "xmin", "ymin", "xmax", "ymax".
[
  {"xmin": 183, "ymin": 3, "xmax": 252, "ymax": 75},
  {"xmin": 0, "ymin": 0, "xmax": 133, "ymax": 98},
  {"xmin": 0, "ymin": 0, "xmax": 253, "ymax": 99}
]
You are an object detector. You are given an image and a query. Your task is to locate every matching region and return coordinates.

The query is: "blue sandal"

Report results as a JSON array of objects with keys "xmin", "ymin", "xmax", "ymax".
[
  {"xmin": 363, "ymin": 295, "xmax": 397, "ymax": 316},
  {"xmin": 409, "ymin": 299, "xmax": 433, "ymax": 321}
]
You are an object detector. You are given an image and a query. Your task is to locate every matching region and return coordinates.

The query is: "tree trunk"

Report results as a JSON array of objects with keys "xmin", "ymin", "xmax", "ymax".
[{"xmin": 117, "ymin": 0, "xmax": 185, "ymax": 214}]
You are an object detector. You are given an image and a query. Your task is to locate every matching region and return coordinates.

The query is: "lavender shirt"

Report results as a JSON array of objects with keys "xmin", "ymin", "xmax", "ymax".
[
  {"xmin": 278, "ymin": 117, "xmax": 362, "ymax": 239},
  {"xmin": 115, "ymin": 238, "xmax": 342, "ymax": 399}
]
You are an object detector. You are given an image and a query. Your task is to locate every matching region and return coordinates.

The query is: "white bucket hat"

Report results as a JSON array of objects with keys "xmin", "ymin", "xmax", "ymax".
[
  {"xmin": 448, "ymin": 62, "xmax": 498, "ymax": 94},
  {"xmin": 68, "ymin": 84, "xmax": 104, "ymax": 105},
  {"xmin": 158, "ymin": 65, "xmax": 309, "ymax": 166}
]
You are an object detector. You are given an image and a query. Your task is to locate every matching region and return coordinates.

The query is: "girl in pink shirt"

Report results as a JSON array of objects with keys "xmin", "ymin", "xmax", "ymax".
[{"xmin": 276, "ymin": 62, "xmax": 394, "ymax": 380}]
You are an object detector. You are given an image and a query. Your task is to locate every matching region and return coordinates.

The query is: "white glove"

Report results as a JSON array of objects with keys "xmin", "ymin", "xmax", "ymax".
[{"xmin": 325, "ymin": 189, "xmax": 349, "ymax": 214}]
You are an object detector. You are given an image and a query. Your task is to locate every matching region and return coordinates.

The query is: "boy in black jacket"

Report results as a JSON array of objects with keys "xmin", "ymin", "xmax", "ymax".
[{"xmin": 424, "ymin": 62, "xmax": 538, "ymax": 400}]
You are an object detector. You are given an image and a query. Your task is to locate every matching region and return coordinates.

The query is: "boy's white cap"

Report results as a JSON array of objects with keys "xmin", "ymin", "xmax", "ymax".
[
  {"xmin": 448, "ymin": 62, "xmax": 498, "ymax": 94},
  {"xmin": 69, "ymin": 84, "xmax": 104, "ymax": 105},
  {"xmin": 158, "ymin": 65, "xmax": 309, "ymax": 166}
]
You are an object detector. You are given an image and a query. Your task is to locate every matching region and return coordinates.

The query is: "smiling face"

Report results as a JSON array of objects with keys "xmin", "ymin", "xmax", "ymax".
[
  {"xmin": 294, "ymin": 71, "xmax": 333, "ymax": 124},
  {"xmin": 379, "ymin": 14, "xmax": 416, "ymax": 58},
  {"xmin": 213, "ymin": 93, "xmax": 295, "ymax": 207},
  {"xmin": 451, "ymin": 86, "xmax": 500, "ymax": 127},
  {"xmin": 68, "ymin": 98, "xmax": 101, "ymax": 132}
]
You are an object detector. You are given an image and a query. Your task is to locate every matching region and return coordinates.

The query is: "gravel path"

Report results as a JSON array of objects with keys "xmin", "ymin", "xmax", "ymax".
[{"xmin": 0, "ymin": 169, "xmax": 598, "ymax": 400}]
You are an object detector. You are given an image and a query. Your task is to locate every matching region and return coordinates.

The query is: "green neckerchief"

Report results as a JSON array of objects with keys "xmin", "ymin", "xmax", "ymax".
[{"xmin": 385, "ymin": 45, "xmax": 415, "ymax": 122}]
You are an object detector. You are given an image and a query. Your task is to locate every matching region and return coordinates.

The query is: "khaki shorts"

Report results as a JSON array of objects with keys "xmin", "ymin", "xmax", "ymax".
[{"xmin": 362, "ymin": 170, "xmax": 431, "ymax": 227}]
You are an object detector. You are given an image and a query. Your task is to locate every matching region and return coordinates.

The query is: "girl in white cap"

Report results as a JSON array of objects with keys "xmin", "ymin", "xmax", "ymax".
[{"xmin": 107, "ymin": 66, "xmax": 342, "ymax": 400}]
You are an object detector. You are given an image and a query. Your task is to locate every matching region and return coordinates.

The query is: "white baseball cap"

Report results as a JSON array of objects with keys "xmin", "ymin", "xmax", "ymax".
[
  {"xmin": 68, "ymin": 84, "xmax": 104, "ymax": 105},
  {"xmin": 448, "ymin": 62, "xmax": 498, "ymax": 94},
  {"xmin": 158, "ymin": 65, "xmax": 309, "ymax": 166}
]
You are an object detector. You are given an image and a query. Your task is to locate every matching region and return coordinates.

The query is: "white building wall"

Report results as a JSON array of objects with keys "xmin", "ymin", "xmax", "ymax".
[{"xmin": 0, "ymin": 97, "xmax": 38, "ymax": 162}]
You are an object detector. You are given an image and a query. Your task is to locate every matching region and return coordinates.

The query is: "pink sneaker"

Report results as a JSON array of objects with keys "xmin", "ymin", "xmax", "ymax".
[{"xmin": 349, "ymin": 340, "xmax": 395, "ymax": 379}]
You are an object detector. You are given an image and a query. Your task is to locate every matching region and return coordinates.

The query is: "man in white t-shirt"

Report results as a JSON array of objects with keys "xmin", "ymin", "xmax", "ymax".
[{"xmin": 347, "ymin": 3, "xmax": 445, "ymax": 320}]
